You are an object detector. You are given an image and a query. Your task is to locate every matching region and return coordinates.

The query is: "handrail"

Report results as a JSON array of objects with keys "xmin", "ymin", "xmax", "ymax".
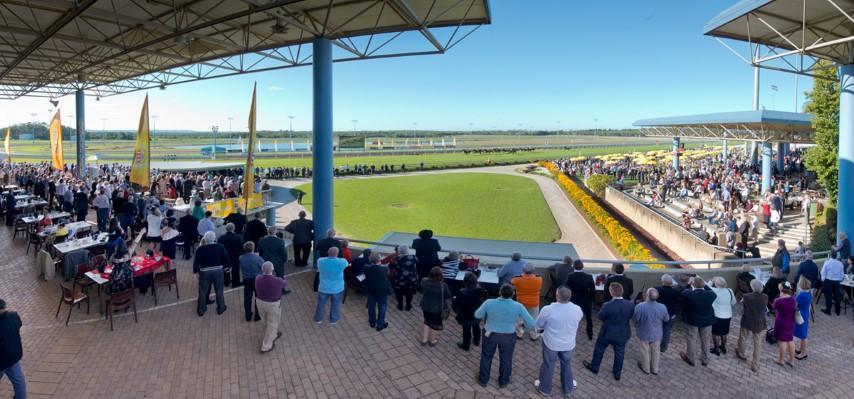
[{"xmin": 336, "ymin": 236, "xmax": 833, "ymax": 271}]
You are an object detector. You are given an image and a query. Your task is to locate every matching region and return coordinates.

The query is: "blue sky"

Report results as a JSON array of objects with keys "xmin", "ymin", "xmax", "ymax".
[{"xmin": 1, "ymin": 0, "xmax": 810, "ymax": 132}]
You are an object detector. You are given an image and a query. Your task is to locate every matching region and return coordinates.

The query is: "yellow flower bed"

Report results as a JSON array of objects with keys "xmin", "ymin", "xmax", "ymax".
[{"xmin": 539, "ymin": 162, "xmax": 662, "ymax": 267}]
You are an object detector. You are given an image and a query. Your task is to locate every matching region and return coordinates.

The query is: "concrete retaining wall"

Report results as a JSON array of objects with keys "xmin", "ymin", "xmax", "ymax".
[{"xmin": 605, "ymin": 186, "xmax": 734, "ymax": 263}]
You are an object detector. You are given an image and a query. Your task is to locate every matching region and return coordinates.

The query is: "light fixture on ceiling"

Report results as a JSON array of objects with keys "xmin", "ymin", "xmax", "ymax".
[
  {"xmin": 159, "ymin": 83, "xmax": 167, "ymax": 90},
  {"xmin": 272, "ymin": 18, "xmax": 288, "ymax": 34},
  {"xmin": 174, "ymin": 34, "xmax": 191, "ymax": 45},
  {"xmin": 96, "ymin": 96, "xmax": 101, "ymax": 102}
]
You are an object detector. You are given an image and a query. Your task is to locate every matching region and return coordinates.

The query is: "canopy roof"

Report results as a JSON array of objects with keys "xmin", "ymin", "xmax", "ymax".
[
  {"xmin": 0, "ymin": 0, "xmax": 490, "ymax": 100},
  {"xmin": 634, "ymin": 110, "xmax": 814, "ymax": 143},
  {"xmin": 704, "ymin": 0, "xmax": 854, "ymax": 74}
]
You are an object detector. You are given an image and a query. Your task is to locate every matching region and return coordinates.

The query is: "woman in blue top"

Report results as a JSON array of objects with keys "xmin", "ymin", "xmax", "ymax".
[{"xmin": 793, "ymin": 277, "xmax": 813, "ymax": 360}]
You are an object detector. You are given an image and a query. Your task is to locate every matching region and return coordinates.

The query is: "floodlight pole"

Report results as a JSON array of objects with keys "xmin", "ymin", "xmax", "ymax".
[
  {"xmin": 838, "ymin": 64, "xmax": 854, "ymax": 243},
  {"xmin": 312, "ymin": 37, "xmax": 333, "ymax": 247},
  {"xmin": 75, "ymin": 89, "xmax": 86, "ymax": 177}
]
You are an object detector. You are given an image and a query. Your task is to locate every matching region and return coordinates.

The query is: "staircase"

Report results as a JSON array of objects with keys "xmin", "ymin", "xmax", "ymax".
[{"xmin": 631, "ymin": 191, "xmax": 810, "ymax": 257}]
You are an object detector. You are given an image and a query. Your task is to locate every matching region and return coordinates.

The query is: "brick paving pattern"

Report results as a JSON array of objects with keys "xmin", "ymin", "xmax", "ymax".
[{"xmin": 1, "ymin": 223, "xmax": 853, "ymax": 398}]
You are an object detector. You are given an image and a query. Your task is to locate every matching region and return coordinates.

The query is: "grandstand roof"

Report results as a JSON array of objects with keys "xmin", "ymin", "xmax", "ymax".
[
  {"xmin": 704, "ymin": 0, "xmax": 854, "ymax": 76},
  {"xmin": 633, "ymin": 110, "xmax": 814, "ymax": 143},
  {"xmin": 0, "ymin": 0, "xmax": 491, "ymax": 100}
]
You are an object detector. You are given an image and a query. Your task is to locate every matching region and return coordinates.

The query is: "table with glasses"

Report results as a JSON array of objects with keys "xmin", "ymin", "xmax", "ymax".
[
  {"xmin": 15, "ymin": 199, "xmax": 48, "ymax": 210},
  {"xmin": 85, "ymin": 255, "xmax": 172, "ymax": 285},
  {"xmin": 39, "ymin": 221, "xmax": 95, "ymax": 238},
  {"xmin": 53, "ymin": 233, "xmax": 109, "ymax": 255},
  {"xmin": 23, "ymin": 212, "xmax": 71, "ymax": 225},
  {"xmin": 455, "ymin": 268, "xmax": 499, "ymax": 285}
]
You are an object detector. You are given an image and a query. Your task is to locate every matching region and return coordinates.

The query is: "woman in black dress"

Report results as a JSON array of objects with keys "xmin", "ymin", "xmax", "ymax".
[
  {"xmin": 412, "ymin": 229, "xmax": 441, "ymax": 279},
  {"xmin": 391, "ymin": 245, "xmax": 419, "ymax": 311},
  {"xmin": 452, "ymin": 272, "xmax": 485, "ymax": 351}
]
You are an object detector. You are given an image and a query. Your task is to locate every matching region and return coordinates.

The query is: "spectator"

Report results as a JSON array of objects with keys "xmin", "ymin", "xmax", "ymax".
[
  {"xmin": 0, "ymin": 299, "xmax": 26, "ymax": 399},
  {"xmin": 94, "ymin": 188, "xmax": 111, "ymax": 232},
  {"xmin": 160, "ymin": 219, "xmax": 179, "ymax": 260},
  {"xmin": 412, "ymin": 229, "xmax": 442, "ymax": 279},
  {"xmin": 772, "ymin": 281, "xmax": 797, "ymax": 367},
  {"xmin": 654, "ymin": 274, "xmax": 680, "ymax": 353},
  {"xmin": 604, "ymin": 263, "xmax": 634, "ymax": 302},
  {"xmin": 145, "ymin": 206, "xmax": 163, "ymax": 251},
  {"xmin": 177, "ymin": 211, "xmax": 199, "ymax": 260},
  {"xmin": 284, "ymin": 211, "xmax": 314, "ymax": 267},
  {"xmin": 453, "ymin": 272, "xmax": 485, "ymax": 351},
  {"xmin": 191, "ymin": 200, "xmax": 205, "ymax": 220},
  {"xmin": 771, "ymin": 239, "xmax": 791, "ymax": 278},
  {"xmin": 736, "ymin": 279, "xmax": 768, "ymax": 372},
  {"xmin": 534, "ymin": 286, "xmax": 582, "ymax": 397},
  {"xmin": 239, "ymin": 241, "xmax": 263, "ymax": 322},
  {"xmin": 511, "ymin": 263, "xmax": 542, "ymax": 340},
  {"xmin": 420, "ymin": 267, "xmax": 452, "ymax": 347},
  {"xmin": 820, "ymin": 255, "xmax": 845, "ymax": 315},
  {"xmin": 315, "ymin": 247, "xmax": 348, "ymax": 325},
  {"xmin": 255, "ymin": 262, "xmax": 286, "ymax": 353},
  {"xmin": 314, "ymin": 228, "xmax": 342, "ymax": 264},
  {"xmin": 475, "ymin": 284, "xmax": 536, "ymax": 388},
  {"xmin": 794, "ymin": 277, "xmax": 813, "ymax": 360},
  {"xmin": 763, "ymin": 267, "xmax": 786, "ymax": 312},
  {"xmin": 196, "ymin": 211, "xmax": 216, "ymax": 238},
  {"xmin": 440, "ymin": 251, "xmax": 461, "ymax": 280},
  {"xmin": 735, "ymin": 264, "xmax": 756, "ymax": 300},
  {"xmin": 243, "ymin": 213, "xmax": 267, "ymax": 246},
  {"xmin": 582, "ymin": 283, "xmax": 635, "ymax": 381},
  {"xmin": 497, "ymin": 252, "xmax": 525, "ymax": 286},
  {"xmin": 391, "ymin": 245, "xmax": 419, "ymax": 311},
  {"xmin": 542, "ymin": 256, "xmax": 574, "ymax": 304},
  {"xmin": 832, "ymin": 231, "xmax": 851, "ymax": 260},
  {"xmin": 224, "ymin": 207, "xmax": 247, "ymax": 235},
  {"xmin": 709, "ymin": 277, "xmax": 736, "ymax": 356},
  {"xmin": 565, "ymin": 259, "xmax": 595, "ymax": 341},
  {"xmin": 193, "ymin": 231, "xmax": 229, "ymax": 317},
  {"xmin": 363, "ymin": 252, "xmax": 392, "ymax": 331},
  {"xmin": 217, "ymin": 223, "xmax": 245, "ymax": 288},
  {"xmin": 679, "ymin": 277, "xmax": 716, "ymax": 367},
  {"xmin": 258, "ymin": 226, "xmax": 288, "ymax": 279},
  {"xmin": 794, "ymin": 251, "xmax": 819, "ymax": 288},
  {"xmin": 632, "ymin": 288, "xmax": 669, "ymax": 375}
]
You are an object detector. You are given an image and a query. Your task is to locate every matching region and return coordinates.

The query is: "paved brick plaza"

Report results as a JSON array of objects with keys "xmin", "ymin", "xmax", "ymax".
[{"xmin": 1, "ymin": 225, "xmax": 853, "ymax": 399}]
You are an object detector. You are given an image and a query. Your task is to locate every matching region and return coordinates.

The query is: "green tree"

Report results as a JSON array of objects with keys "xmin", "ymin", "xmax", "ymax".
[
  {"xmin": 803, "ymin": 60, "xmax": 840, "ymax": 201},
  {"xmin": 585, "ymin": 173, "xmax": 615, "ymax": 197}
]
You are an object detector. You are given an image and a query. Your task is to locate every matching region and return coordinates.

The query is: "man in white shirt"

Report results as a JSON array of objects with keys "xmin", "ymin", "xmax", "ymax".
[
  {"xmin": 92, "ymin": 189, "xmax": 111, "ymax": 232},
  {"xmin": 534, "ymin": 286, "xmax": 582, "ymax": 397},
  {"xmin": 820, "ymin": 257, "xmax": 845, "ymax": 315}
]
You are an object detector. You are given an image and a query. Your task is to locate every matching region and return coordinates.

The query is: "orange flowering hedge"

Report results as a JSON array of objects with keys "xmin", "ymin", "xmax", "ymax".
[{"xmin": 538, "ymin": 162, "xmax": 661, "ymax": 267}]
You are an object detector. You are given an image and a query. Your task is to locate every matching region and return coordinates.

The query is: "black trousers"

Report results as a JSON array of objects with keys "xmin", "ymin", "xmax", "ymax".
[
  {"xmin": 395, "ymin": 290, "xmax": 414, "ymax": 307},
  {"xmin": 243, "ymin": 277, "xmax": 258, "ymax": 319},
  {"xmin": 578, "ymin": 301, "xmax": 593, "ymax": 339},
  {"xmin": 460, "ymin": 320, "xmax": 481, "ymax": 349},
  {"xmin": 293, "ymin": 243, "xmax": 311, "ymax": 266},
  {"xmin": 824, "ymin": 280, "xmax": 843, "ymax": 314}
]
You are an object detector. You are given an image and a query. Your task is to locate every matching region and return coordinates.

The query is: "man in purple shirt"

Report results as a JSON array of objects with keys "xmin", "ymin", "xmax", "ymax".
[{"xmin": 255, "ymin": 262, "xmax": 286, "ymax": 353}]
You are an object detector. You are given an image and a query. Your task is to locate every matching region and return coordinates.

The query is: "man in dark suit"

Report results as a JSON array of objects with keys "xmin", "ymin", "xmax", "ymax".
[
  {"xmin": 363, "ymin": 252, "xmax": 392, "ymax": 331},
  {"xmin": 258, "ymin": 226, "xmax": 288, "ymax": 279},
  {"xmin": 217, "ymin": 223, "xmax": 245, "ymax": 288},
  {"xmin": 604, "ymin": 263, "xmax": 634, "ymax": 302},
  {"xmin": 314, "ymin": 228, "xmax": 342, "ymax": 266},
  {"xmin": 654, "ymin": 274, "xmax": 681, "ymax": 353},
  {"xmin": 178, "ymin": 212, "xmax": 199, "ymax": 260},
  {"xmin": 583, "ymin": 283, "xmax": 635, "ymax": 381},
  {"xmin": 285, "ymin": 211, "xmax": 314, "ymax": 267},
  {"xmin": 224, "ymin": 208, "xmax": 247, "ymax": 235},
  {"xmin": 679, "ymin": 277, "xmax": 717, "ymax": 367},
  {"xmin": 566, "ymin": 259, "xmax": 595, "ymax": 340},
  {"xmin": 243, "ymin": 213, "xmax": 267, "ymax": 246}
]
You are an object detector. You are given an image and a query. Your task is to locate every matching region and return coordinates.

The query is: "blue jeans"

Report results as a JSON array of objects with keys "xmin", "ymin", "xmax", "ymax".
[
  {"xmin": 538, "ymin": 342, "xmax": 574, "ymax": 396},
  {"xmin": 1, "ymin": 360, "xmax": 26, "ymax": 399},
  {"xmin": 367, "ymin": 294, "xmax": 388, "ymax": 325},
  {"xmin": 478, "ymin": 332, "xmax": 516, "ymax": 386},
  {"xmin": 96, "ymin": 207, "xmax": 109, "ymax": 231},
  {"xmin": 315, "ymin": 291, "xmax": 343, "ymax": 323},
  {"xmin": 590, "ymin": 336, "xmax": 627, "ymax": 379}
]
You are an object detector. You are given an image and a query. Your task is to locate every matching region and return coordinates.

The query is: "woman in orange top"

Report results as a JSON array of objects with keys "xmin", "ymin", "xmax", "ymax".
[{"xmin": 511, "ymin": 263, "xmax": 542, "ymax": 340}]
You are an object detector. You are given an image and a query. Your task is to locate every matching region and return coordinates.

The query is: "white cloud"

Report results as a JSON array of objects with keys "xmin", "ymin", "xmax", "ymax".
[{"xmin": 268, "ymin": 85, "xmax": 285, "ymax": 92}]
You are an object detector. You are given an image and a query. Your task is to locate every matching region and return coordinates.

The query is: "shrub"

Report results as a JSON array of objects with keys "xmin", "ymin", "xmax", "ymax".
[{"xmin": 586, "ymin": 174, "xmax": 615, "ymax": 197}]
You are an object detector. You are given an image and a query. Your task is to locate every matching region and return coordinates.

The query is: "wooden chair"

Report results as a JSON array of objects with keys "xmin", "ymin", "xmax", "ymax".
[
  {"xmin": 55, "ymin": 284, "xmax": 90, "ymax": 326},
  {"xmin": 26, "ymin": 226, "xmax": 45, "ymax": 256},
  {"xmin": 105, "ymin": 288, "xmax": 138, "ymax": 331},
  {"xmin": 152, "ymin": 268, "xmax": 179, "ymax": 306},
  {"xmin": 73, "ymin": 259, "xmax": 100, "ymax": 298},
  {"xmin": 12, "ymin": 218, "xmax": 28, "ymax": 240}
]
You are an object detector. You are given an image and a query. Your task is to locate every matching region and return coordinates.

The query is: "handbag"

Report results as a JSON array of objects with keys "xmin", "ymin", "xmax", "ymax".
[
  {"xmin": 440, "ymin": 283, "xmax": 451, "ymax": 320},
  {"xmin": 461, "ymin": 255, "xmax": 479, "ymax": 270},
  {"xmin": 765, "ymin": 328, "xmax": 777, "ymax": 344},
  {"xmin": 795, "ymin": 302, "xmax": 805, "ymax": 325}
]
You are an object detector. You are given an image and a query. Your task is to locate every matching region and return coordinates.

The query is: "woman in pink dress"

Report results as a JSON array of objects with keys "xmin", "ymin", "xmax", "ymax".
[{"xmin": 772, "ymin": 281, "xmax": 796, "ymax": 367}]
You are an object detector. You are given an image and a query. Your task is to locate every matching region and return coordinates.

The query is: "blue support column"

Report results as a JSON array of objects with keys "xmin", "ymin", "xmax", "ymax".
[
  {"xmin": 266, "ymin": 208, "xmax": 276, "ymax": 226},
  {"xmin": 75, "ymin": 90, "xmax": 86, "ymax": 177},
  {"xmin": 312, "ymin": 37, "xmax": 333, "ymax": 244},
  {"xmin": 837, "ymin": 64, "xmax": 854, "ymax": 243},
  {"xmin": 749, "ymin": 141, "xmax": 758, "ymax": 165},
  {"xmin": 761, "ymin": 142, "xmax": 772, "ymax": 194},
  {"xmin": 672, "ymin": 137, "xmax": 680, "ymax": 170},
  {"xmin": 776, "ymin": 142, "xmax": 785, "ymax": 172}
]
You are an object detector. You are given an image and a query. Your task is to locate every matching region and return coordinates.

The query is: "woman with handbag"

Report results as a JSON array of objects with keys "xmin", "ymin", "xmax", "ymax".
[
  {"xmin": 419, "ymin": 267, "xmax": 452, "ymax": 347},
  {"xmin": 453, "ymin": 272, "xmax": 485, "ymax": 351},
  {"xmin": 709, "ymin": 276, "xmax": 736, "ymax": 355},
  {"xmin": 793, "ymin": 277, "xmax": 813, "ymax": 360}
]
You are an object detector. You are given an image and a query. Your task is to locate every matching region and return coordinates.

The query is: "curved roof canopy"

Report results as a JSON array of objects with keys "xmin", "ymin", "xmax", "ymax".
[
  {"xmin": 704, "ymin": 0, "xmax": 854, "ymax": 76},
  {"xmin": 634, "ymin": 110, "xmax": 814, "ymax": 143},
  {"xmin": 0, "ymin": 0, "xmax": 490, "ymax": 99}
]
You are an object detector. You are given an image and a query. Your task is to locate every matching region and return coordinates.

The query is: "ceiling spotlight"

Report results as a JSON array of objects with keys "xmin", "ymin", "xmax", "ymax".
[
  {"xmin": 49, "ymin": 99, "xmax": 59, "ymax": 108},
  {"xmin": 173, "ymin": 34, "xmax": 190, "ymax": 45},
  {"xmin": 96, "ymin": 96, "xmax": 101, "ymax": 102},
  {"xmin": 159, "ymin": 83, "xmax": 167, "ymax": 90},
  {"xmin": 272, "ymin": 18, "xmax": 288, "ymax": 34}
]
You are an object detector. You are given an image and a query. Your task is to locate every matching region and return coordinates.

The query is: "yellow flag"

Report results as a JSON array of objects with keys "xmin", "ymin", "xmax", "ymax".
[
  {"xmin": 130, "ymin": 95, "xmax": 151, "ymax": 188},
  {"xmin": 49, "ymin": 111, "xmax": 63, "ymax": 170},
  {"xmin": 4, "ymin": 127, "xmax": 10, "ymax": 164},
  {"xmin": 243, "ymin": 83, "xmax": 257, "ymax": 208}
]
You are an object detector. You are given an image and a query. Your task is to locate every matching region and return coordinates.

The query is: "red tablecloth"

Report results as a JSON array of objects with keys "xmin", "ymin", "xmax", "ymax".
[{"xmin": 101, "ymin": 255, "xmax": 171, "ymax": 279}]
